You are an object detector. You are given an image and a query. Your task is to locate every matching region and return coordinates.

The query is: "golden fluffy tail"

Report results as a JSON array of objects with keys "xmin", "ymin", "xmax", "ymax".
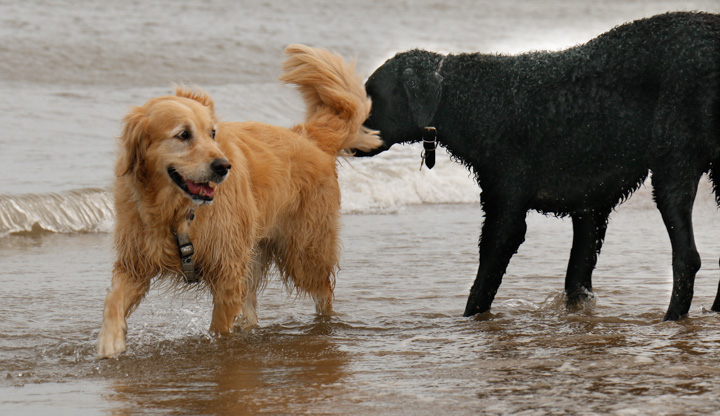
[{"xmin": 280, "ymin": 44, "xmax": 381, "ymax": 155}]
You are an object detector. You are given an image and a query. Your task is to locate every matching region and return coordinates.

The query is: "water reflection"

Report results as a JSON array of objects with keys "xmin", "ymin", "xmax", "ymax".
[
  {"xmin": 3, "ymin": 203, "xmax": 720, "ymax": 414},
  {"xmin": 103, "ymin": 320, "xmax": 349, "ymax": 415}
]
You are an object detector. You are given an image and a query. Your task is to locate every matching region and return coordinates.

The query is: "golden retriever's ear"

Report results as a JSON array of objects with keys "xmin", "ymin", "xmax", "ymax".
[
  {"xmin": 175, "ymin": 85, "xmax": 216, "ymax": 121},
  {"xmin": 116, "ymin": 106, "xmax": 149, "ymax": 180}
]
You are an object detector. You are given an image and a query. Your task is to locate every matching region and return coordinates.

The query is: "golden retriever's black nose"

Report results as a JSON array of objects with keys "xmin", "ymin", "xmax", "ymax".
[{"xmin": 211, "ymin": 158, "xmax": 231, "ymax": 176}]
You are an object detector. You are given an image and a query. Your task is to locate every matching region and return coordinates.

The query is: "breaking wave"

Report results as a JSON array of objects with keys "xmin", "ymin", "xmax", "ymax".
[
  {"xmin": 338, "ymin": 144, "xmax": 481, "ymax": 213},
  {"xmin": 3, "ymin": 142, "xmax": 715, "ymax": 238},
  {"xmin": 0, "ymin": 188, "xmax": 115, "ymax": 237},
  {"xmin": 0, "ymin": 145, "xmax": 481, "ymax": 237}
]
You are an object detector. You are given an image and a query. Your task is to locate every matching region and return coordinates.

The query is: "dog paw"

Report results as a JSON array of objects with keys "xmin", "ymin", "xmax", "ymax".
[
  {"xmin": 97, "ymin": 324, "xmax": 127, "ymax": 359},
  {"xmin": 313, "ymin": 296, "xmax": 333, "ymax": 315},
  {"xmin": 239, "ymin": 315, "xmax": 259, "ymax": 331}
]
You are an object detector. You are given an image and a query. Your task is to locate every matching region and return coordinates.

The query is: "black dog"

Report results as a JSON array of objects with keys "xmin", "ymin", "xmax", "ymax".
[{"xmin": 357, "ymin": 12, "xmax": 720, "ymax": 320}]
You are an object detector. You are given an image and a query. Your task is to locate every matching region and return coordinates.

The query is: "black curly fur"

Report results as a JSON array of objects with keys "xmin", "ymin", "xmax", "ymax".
[{"xmin": 359, "ymin": 12, "xmax": 720, "ymax": 320}]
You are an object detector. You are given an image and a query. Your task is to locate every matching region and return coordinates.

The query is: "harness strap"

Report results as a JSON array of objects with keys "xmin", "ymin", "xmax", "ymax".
[
  {"xmin": 176, "ymin": 233, "xmax": 197, "ymax": 283},
  {"xmin": 175, "ymin": 206, "xmax": 199, "ymax": 283}
]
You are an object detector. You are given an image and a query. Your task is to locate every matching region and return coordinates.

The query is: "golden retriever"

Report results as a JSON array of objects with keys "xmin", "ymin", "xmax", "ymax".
[{"xmin": 97, "ymin": 45, "xmax": 381, "ymax": 358}]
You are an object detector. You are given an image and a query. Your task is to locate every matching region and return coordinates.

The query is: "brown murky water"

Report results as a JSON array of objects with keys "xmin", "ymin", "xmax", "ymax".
[{"xmin": 3, "ymin": 199, "xmax": 720, "ymax": 415}]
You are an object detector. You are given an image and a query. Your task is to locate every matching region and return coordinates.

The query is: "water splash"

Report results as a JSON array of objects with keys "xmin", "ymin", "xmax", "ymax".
[
  {"xmin": 0, "ymin": 188, "xmax": 114, "ymax": 237},
  {"xmin": 338, "ymin": 144, "xmax": 480, "ymax": 213}
]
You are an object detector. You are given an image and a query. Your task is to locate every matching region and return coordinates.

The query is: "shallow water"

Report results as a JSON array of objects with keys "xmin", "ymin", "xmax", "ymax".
[
  {"xmin": 3, "ymin": 0, "xmax": 720, "ymax": 414},
  {"xmin": 3, "ymin": 202, "xmax": 720, "ymax": 415}
]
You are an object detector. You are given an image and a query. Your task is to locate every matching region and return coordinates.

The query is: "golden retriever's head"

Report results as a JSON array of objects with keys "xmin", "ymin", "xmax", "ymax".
[{"xmin": 117, "ymin": 87, "xmax": 231, "ymax": 204}]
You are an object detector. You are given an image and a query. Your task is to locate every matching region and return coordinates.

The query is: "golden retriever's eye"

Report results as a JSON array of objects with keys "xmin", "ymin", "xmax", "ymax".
[
  {"xmin": 176, "ymin": 130, "xmax": 191, "ymax": 141},
  {"xmin": 211, "ymin": 129, "xmax": 216, "ymax": 140}
]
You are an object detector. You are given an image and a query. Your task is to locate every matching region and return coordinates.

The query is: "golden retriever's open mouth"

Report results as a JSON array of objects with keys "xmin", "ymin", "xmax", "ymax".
[{"xmin": 168, "ymin": 167, "xmax": 216, "ymax": 202}]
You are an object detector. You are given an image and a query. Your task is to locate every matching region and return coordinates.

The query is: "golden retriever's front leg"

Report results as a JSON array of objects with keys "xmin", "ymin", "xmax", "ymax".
[
  {"xmin": 97, "ymin": 266, "xmax": 149, "ymax": 359},
  {"xmin": 209, "ymin": 278, "xmax": 244, "ymax": 335}
]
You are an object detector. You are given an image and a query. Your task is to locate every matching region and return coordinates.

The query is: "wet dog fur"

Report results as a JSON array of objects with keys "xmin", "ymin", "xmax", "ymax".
[
  {"xmin": 357, "ymin": 12, "xmax": 720, "ymax": 320},
  {"xmin": 97, "ymin": 45, "xmax": 380, "ymax": 358}
]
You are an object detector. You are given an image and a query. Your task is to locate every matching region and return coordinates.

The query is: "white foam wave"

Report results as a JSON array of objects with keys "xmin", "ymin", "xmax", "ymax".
[
  {"xmin": 339, "ymin": 144, "xmax": 480, "ymax": 213},
  {"xmin": 0, "ymin": 150, "xmax": 479, "ymax": 237},
  {"xmin": 0, "ymin": 188, "xmax": 114, "ymax": 237},
  {"xmin": 3, "ymin": 153, "xmax": 716, "ymax": 238}
]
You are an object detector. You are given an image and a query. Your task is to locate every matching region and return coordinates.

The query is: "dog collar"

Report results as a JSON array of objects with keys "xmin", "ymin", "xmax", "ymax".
[
  {"xmin": 420, "ymin": 127, "xmax": 438, "ymax": 170},
  {"xmin": 176, "ymin": 206, "xmax": 199, "ymax": 283},
  {"xmin": 418, "ymin": 56, "xmax": 444, "ymax": 171}
]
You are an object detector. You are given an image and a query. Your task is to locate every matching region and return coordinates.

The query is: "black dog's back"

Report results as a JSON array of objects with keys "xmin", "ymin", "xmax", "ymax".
[
  {"xmin": 360, "ymin": 12, "xmax": 720, "ymax": 320},
  {"xmin": 436, "ymin": 12, "xmax": 720, "ymax": 214}
]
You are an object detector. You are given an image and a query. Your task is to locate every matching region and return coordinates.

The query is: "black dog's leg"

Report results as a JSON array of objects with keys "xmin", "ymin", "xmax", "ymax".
[
  {"xmin": 712, "ymin": 161, "xmax": 720, "ymax": 311},
  {"xmin": 713, "ymin": 266, "xmax": 720, "ymax": 311},
  {"xmin": 652, "ymin": 173, "xmax": 702, "ymax": 321},
  {"xmin": 464, "ymin": 205, "xmax": 527, "ymax": 317},
  {"xmin": 565, "ymin": 210, "xmax": 610, "ymax": 309},
  {"xmin": 712, "ymin": 261, "xmax": 720, "ymax": 312}
]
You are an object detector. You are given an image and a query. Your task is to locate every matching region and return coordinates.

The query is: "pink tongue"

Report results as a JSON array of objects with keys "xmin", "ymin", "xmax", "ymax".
[{"xmin": 186, "ymin": 180, "xmax": 215, "ymax": 197}]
